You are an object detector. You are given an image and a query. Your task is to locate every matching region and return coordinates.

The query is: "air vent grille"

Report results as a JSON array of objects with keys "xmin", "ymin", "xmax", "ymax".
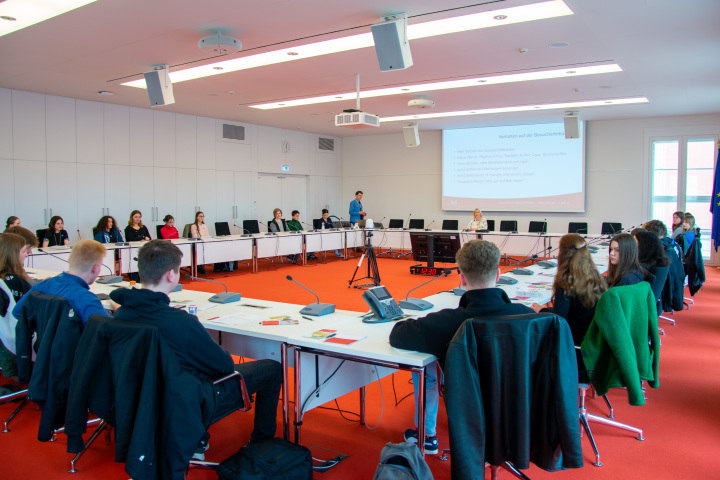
[
  {"xmin": 222, "ymin": 124, "xmax": 245, "ymax": 141},
  {"xmin": 318, "ymin": 137, "xmax": 335, "ymax": 151}
]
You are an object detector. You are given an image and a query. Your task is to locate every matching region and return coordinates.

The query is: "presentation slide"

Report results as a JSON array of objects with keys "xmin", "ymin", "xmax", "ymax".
[{"xmin": 442, "ymin": 123, "xmax": 585, "ymax": 213}]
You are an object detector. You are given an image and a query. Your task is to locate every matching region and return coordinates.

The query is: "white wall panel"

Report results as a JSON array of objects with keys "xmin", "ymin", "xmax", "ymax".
[
  {"xmin": 216, "ymin": 141, "xmax": 251, "ymax": 172},
  {"xmin": 14, "ymin": 160, "xmax": 47, "ymax": 229},
  {"xmin": 12, "ymin": 90, "xmax": 45, "ymax": 161},
  {"xmin": 234, "ymin": 172, "xmax": 254, "ymax": 224},
  {"xmin": 215, "ymin": 170, "xmax": 235, "ymax": 224},
  {"xmin": 104, "ymin": 164, "xmax": 131, "ymax": 221},
  {"xmin": 46, "ymin": 95, "xmax": 76, "ymax": 163},
  {"xmin": 76, "ymin": 100, "xmax": 104, "ymax": 164},
  {"xmin": 196, "ymin": 116, "xmax": 216, "ymax": 170},
  {"xmin": 153, "ymin": 111, "xmax": 175, "ymax": 167},
  {"xmin": 196, "ymin": 169, "xmax": 217, "ymax": 235},
  {"xmin": 76, "ymin": 163, "xmax": 105, "ymax": 238},
  {"xmin": 175, "ymin": 168, "xmax": 198, "ymax": 229},
  {"xmin": 284, "ymin": 129, "xmax": 311, "ymax": 175},
  {"xmin": 175, "ymin": 114, "xmax": 197, "ymax": 169},
  {"xmin": 257, "ymin": 126, "xmax": 284, "ymax": 172},
  {"xmin": 153, "ymin": 167, "xmax": 176, "ymax": 228},
  {"xmin": 0, "ymin": 89, "xmax": 12, "ymax": 159},
  {"xmin": 46, "ymin": 162, "xmax": 78, "ymax": 243},
  {"xmin": 129, "ymin": 107, "xmax": 153, "ymax": 166},
  {"xmin": 0, "ymin": 159, "xmax": 15, "ymax": 222},
  {"xmin": 104, "ymin": 104, "xmax": 130, "ymax": 165},
  {"xmin": 129, "ymin": 166, "xmax": 154, "ymax": 228}
]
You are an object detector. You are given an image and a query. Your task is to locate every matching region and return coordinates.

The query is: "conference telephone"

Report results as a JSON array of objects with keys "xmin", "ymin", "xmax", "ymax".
[{"xmin": 362, "ymin": 285, "xmax": 404, "ymax": 323}]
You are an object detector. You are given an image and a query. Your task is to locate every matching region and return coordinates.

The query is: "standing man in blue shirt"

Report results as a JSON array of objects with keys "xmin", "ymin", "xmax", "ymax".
[
  {"xmin": 349, "ymin": 190, "xmax": 366, "ymax": 225},
  {"xmin": 14, "ymin": 239, "xmax": 111, "ymax": 325}
]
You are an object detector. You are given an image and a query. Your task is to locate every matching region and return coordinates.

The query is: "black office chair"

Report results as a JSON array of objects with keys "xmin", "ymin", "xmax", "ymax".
[
  {"xmin": 649, "ymin": 265, "xmax": 670, "ymax": 336},
  {"xmin": 215, "ymin": 222, "xmax": 231, "ymax": 236},
  {"xmin": 156, "ymin": 224, "xmax": 163, "ymax": 239},
  {"xmin": 313, "ymin": 218, "xmax": 322, "ymax": 230},
  {"xmin": 388, "ymin": 219, "xmax": 404, "ymax": 229},
  {"xmin": 267, "ymin": 219, "xmax": 288, "ymax": 232},
  {"xmin": 442, "ymin": 219, "xmax": 459, "ymax": 230},
  {"xmin": 182, "ymin": 223, "xmax": 193, "ymax": 238},
  {"xmin": 600, "ymin": 222, "xmax": 622, "ymax": 235},
  {"xmin": 442, "ymin": 314, "xmax": 583, "ymax": 477},
  {"xmin": 485, "ymin": 219, "xmax": 495, "ymax": 232},
  {"xmin": 36, "ymin": 229, "xmax": 47, "ymax": 244},
  {"xmin": 499, "ymin": 220, "xmax": 518, "ymax": 232},
  {"xmin": 243, "ymin": 220, "xmax": 260, "ymax": 235},
  {"xmin": 408, "ymin": 219, "xmax": 424, "ymax": 229},
  {"xmin": 568, "ymin": 222, "xmax": 588, "ymax": 234},
  {"xmin": 528, "ymin": 221, "xmax": 547, "ymax": 234}
]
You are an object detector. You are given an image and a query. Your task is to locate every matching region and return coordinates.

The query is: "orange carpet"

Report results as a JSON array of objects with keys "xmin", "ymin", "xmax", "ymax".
[{"xmin": 2, "ymin": 252, "xmax": 718, "ymax": 479}]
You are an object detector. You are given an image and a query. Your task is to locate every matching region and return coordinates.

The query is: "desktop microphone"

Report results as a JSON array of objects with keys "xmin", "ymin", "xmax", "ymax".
[
  {"xmin": 399, "ymin": 270, "xmax": 450, "ymax": 310},
  {"xmin": 233, "ymin": 223, "xmax": 252, "ymax": 237},
  {"xmin": 376, "ymin": 216, "xmax": 386, "ymax": 229},
  {"xmin": 301, "ymin": 221, "xmax": 317, "ymax": 231},
  {"xmin": 425, "ymin": 220, "xmax": 435, "ymax": 231},
  {"xmin": 76, "ymin": 229, "xmax": 82, "ymax": 240},
  {"xmin": 405, "ymin": 213, "xmax": 412, "ymax": 230},
  {"xmin": 258, "ymin": 221, "xmax": 276, "ymax": 235},
  {"xmin": 286, "ymin": 275, "xmax": 336, "ymax": 316},
  {"xmin": 184, "ymin": 274, "xmax": 241, "ymax": 303}
]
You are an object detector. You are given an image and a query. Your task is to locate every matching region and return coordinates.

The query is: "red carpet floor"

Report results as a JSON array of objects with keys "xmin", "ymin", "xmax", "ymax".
[{"xmin": 2, "ymin": 252, "xmax": 719, "ymax": 479}]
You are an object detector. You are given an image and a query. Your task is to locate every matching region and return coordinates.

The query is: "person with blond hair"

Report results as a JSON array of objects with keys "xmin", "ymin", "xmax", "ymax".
[
  {"xmin": 13, "ymin": 239, "xmax": 109, "ymax": 325},
  {"xmin": 466, "ymin": 208, "xmax": 488, "ymax": 231}
]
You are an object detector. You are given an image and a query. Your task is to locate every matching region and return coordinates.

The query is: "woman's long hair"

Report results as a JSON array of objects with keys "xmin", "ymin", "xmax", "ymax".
[
  {"xmin": 672, "ymin": 211, "xmax": 684, "ymax": 231},
  {"xmin": 607, "ymin": 233, "xmax": 643, "ymax": 285},
  {"xmin": 0, "ymin": 233, "xmax": 27, "ymax": 281},
  {"xmin": 194, "ymin": 211, "xmax": 205, "ymax": 233},
  {"xmin": 128, "ymin": 210, "xmax": 143, "ymax": 228},
  {"xmin": 553, "ymin": 233, "xmax": 606, "ymax": 308},
  {"xmin": 635, "ymin": 230, "xmax": 671, "ymax": 268}
]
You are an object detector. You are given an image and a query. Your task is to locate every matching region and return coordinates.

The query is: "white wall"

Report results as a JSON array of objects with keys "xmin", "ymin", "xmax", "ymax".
[
  {"xmin": 0, "ymin": 88, "xmax": 343, "ymax": 243},
  {"xmin": 342, "ymin": 114, "xmax": 720, "ymax": 234}
]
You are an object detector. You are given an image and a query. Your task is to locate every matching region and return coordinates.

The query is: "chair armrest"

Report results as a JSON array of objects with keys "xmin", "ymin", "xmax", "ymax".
[{"xmin": 213, "ymin": 371, "xmax": 252, "ymax": 412}]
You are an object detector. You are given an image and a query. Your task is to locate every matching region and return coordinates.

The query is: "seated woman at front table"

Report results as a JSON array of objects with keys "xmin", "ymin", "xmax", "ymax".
[
  {"xmin": 93, "ymin": 216, "xmax": 124, "ymax": 244},
  {"xmin": 466, "ymin": 208, "xmax": 488, "ymax": 231},
  {"xmin": 124, "ymin": 210, "xmax": 151, "ymax": 242},
  {"xmin": 319, "ymin": 209, "xmax": 344, "ymax": 258},
  {"xmin": 43, "ymin": 216, "xmax": 70, "ymax": 247},
  {"xmin": 5, "ymin": 216, "xmax": 21, "ymax": 231},
  {"xmin": 269, "ymin": 208, "xmax": 288, "ymax": 233},
  {"xmin": 0, "ymin": 232, "xmax": 34, "ymax": 377},
  {"xmin": 670, "ymin": 210, "xmax": 684, "ymax": 239},
  {"xmin": 190, "ymin": 211, "xmax": 210, "ymax": 238},
  {"xmin": 160, "ymin": 214, "xmax": 179, "ymax": 239},
  {"xmin": 607, "ymin": 233, "xmax": 648, "ymax": 288},
  {"xmin": 678, "ymin": 213, "xmax": 697, "ymax": 255}
]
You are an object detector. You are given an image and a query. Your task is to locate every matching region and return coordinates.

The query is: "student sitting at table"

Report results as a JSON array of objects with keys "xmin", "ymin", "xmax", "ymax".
[
  {"xmin": 268, "ymin": 208, "xmax": 288, "ymax": 233},
  {"xmin": 125, "ymin": 210, "xmax": 151, "ymax": 242},
  {"xmin": 0, "ymin": 232, "xmax": 34, "ymax": 377},
  {"xmin": 319, "ymin": 209, "xmax": 343, "ymax": 258},
  {"xmin": 4, "ymin": 227, "xmax": 39, "ymax": 286},
  {"xmin": 389, "ymin": 240, "xmax": 533, "ymax": 454},
  {"xmin": 678, "ymin": 212, "xmax": 697, "ymax": 255},
  {"xmin": 607, "ymin": 233, "xmax": 648, "ymax": 288},
  {"xmin": 5, "ymin": 216, "xmax": 21, "ymax": 231},
  {"xmin": 43, "ymin": 216, "xmax": 70, "ymax": 247},
  {"xmin": 109, "ymin": 239, "xmax": 282, "ymax": 460},
  {"xmin": 93, "ymin": 216, "xmax": 124, "ymax": 244},
  {"xmin": 160, "ymin": 214, "xmax": 180, "ymax": 239},
  {"xmin": 287, "ymin": 211, "xmax": 317, "ymax": 260},
  {"xmin": 466, "ymin": 208, "xmax": 488, "ymax": 231},
  {"xmin": 190, "ymin": 211, "xmax": 210, "ymax": 238},
  {"xmin": 670, "ymin": 210, "xmax": 684, "ymax": 239}
]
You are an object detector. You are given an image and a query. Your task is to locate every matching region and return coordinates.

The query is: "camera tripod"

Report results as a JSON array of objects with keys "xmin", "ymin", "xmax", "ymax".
[{"xmin": 348, "ymin": 230, "xmax": 381, "ymax": 289}]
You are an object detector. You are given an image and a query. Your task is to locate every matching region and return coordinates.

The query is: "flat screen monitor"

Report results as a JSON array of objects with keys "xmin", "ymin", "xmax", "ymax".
[{"xmin": 410, "ymin": 232, "xmax": 461, "ymax": 267}]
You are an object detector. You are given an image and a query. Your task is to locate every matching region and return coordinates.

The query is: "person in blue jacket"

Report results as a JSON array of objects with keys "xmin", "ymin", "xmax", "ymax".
[
  {"xmin": 348, "ymin": 190, "xmax": 366, "ymax": 224},
  {"xmin": 93, "ymin": 216, "xmax": 124, "ymax": 244}
]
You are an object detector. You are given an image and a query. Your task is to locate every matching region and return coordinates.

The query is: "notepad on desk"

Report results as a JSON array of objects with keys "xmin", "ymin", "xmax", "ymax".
[{"xmin": 324, "ymin": 334, "xmax": 366, "ymax": 345}]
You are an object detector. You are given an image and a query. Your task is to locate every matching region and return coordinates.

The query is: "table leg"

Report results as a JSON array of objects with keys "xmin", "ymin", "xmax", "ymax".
[
  {"xmin": 281, "ymin": 343, "xmax": 289, "ymax": 440},
  {"xmin": 359, "ymin": 386, "xmax": 366, "ymax": 425},
  {"xmin": 418, "ymin": 366, "xmax": 426, "ymax": 455},
  {"xmin": 293, "ymin": 347, "xmax": 302, "ymax": 444}
]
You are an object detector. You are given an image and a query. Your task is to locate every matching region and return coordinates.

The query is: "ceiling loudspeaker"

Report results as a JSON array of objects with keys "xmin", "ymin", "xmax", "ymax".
[
  {"xmin": 563, "ymin": 113, "xmax": 580, "ymax": 139},
  {"xmin": 371, "ymin": 15, "xmax": 413, "ymax": 72},
  {"xmin": 144, "ymin": 65, "xmax": 175, "ymax": 107},
  {"xmin": 404, "ymin": 123, "xmax": 420, "ymax": 147}
]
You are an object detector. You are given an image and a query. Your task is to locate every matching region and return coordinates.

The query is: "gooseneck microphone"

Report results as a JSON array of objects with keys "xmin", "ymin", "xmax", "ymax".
[
  {"xmin": 77, "ymin": 229, "xmax": 82, "ymax": 240},
  {"xmin": 286, "ymin": 275, "xmax": 336, "ymax": 316},
  {"xmin": 399, "ymin": 270, "xmax": 450, "ymax": 310},
  {"xmin": 184, "ymin": 274, "xmax": 241, "ymax": 303},
  {"xmin": 405, "ymin": 213, "xmax": 412, "ymax": 230},
  {"xmin": 233, "ymin": 223, "xmax": 252, "ymax": 237},
  {"xmin": 425, "ymin": 220, "xmax": 435, "ymax": 231},
  {"xmin": 258, "ymin": 221, "xmax": 276, "ymax": 235}
]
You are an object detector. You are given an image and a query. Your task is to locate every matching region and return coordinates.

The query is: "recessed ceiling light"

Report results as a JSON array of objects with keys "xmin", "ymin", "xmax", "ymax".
[
  {"xmin": 494, "ymin": 15, "xmax": 508, "ymax": 20},
  {"xmin": 213, "ymin": 66, "xmax": 224, "ymax": 70},
  {"xmin": 0, "ymin": 0, "xmax": 98, "ymax": 37},
  {"xmin": 249, "ymin": 64, "xmax": 622, "ymax": 109},
  {"xmin": 550, "ymin": 42, "xmax": 569, "ymax": 48},
  {"xmin": 566, "ymin": 70, "xmax": 576, "ymax": 74},
  {"xmin": 123, "ymin": 0, "xmax": 574, "ymax": 88},
  {"xmin": 381, "ymin": 97, "xmax": 649, "ymax": 122},
  {"xmin": 278, "ymin": 103, "xmax": 285, "ymax": 106}
]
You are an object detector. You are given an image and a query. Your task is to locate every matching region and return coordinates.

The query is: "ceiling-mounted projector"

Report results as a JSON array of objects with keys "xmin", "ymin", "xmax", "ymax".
[
  {"xmin": 335, "ymin": 109, "xmax": 380, "ymax": 129},
  {"xmin": 198, "ymin": 31, "xmax": 241, "ymax": 54}
]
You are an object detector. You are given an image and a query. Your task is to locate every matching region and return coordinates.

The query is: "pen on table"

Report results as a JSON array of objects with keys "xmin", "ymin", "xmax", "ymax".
[
  {"xmin": 207, "ymin": 316, "xmax": 219, "ymax": 321},
  {"xmin": 302, "ymin": 316, "xmax": 314, "ymax": 321}
]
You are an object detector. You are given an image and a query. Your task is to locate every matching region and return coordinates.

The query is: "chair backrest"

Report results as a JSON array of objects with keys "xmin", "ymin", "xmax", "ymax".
[
  {"xmin": 156, "ymin": 224, "xmax": 163, "ymax": 239},
  {"xmin": 568, "ymin": 222, "xmax": 588, "ymax": 234},
  {"xmin": 648, "ymin": 265, "xmax": 670, "ymax": 316},
  {"xmin": 582, "ymin": 282, "xmax": 659, "ymax": 405},
  {"xmin": 601, "ymin": 222, "xmax": 622, "ymax": 235},
  {"xmin": 182, "ymin": 223, "xmax": 192, "ymax": 238},
  {"xmin": 215, "ymin": 222, "xmax": 231, "ymax": 236},
  {"xmin": 388, "ymin": 219, "xmax": 404, "ymax": 229},
  {"xmin": 312, "ymin": 218, "xmax": 322, "ymax": 229},
  {"xmin": 499, "ymin": 220, "xmax": 517, "ymax": 232},
  {"xmin": 528, "ymin": 221, "xmax": 547, "ymax": 233},
  {"xmin": 243, "ymin": 220, "xmax": 260, "ymax": 234},
  {"xmin": 36, "ymin": 229, "xmax": 47, "ymax": 243},
  {"xmin": 16, "ymin": 291, "xmax": 82, "ymax": 440},
  {"xmin": 485, "ymin": 219, "xmax": 495, "ymax": 231},
  {"xmin": 268, "ymin": 219, "xmax": 287, "ymax": 232},
  {"xmin": 444, "ymin": 313, "xmax": 582, "ymax": 476},
  {"xmin": 408, "ymin": 218, "xmax": 424, "ymax": 229},
  {"xmin": 442, "ymin": 219, "xmax": 459, "ymax": 230}
]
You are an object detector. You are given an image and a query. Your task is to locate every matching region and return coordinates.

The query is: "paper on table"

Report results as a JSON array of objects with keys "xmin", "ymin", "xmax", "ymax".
[{"xmin": 203, "ymin": 312, "xmax": 264, "ymax": 325}]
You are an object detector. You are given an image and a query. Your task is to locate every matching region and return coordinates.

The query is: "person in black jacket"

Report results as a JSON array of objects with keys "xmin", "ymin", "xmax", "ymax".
[
  {"xmin": 389, "ymin": 239, "xmax": 533, "ymax": 454},
  {"xmin": 109, "ymin": 240, "xmax": 282, "ymax": 460},
  {"xmin": 607, "ymin": 233, "xmax": 648, "ymax": 287},
  {"xmin": 124, "ymin": 210, "xmax": 151, "ymax": 242},
  {"xmin": 643, "ymin": 220, "xmax": 684, "ymax": 311}
]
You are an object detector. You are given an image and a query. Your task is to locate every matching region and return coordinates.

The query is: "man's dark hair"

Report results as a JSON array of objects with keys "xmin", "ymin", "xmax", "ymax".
[
  {"xmin": 355, "ymin": 190, "xmax": 363, "ymax": 195},
  {"xmin": 643, "ymin": 220, "xmax": 667, "ymax": 238},
  {"xmin": 291, "ymin": 210, "xmax": 299, "ymax": 216},
  {"xmin": 322, "ymin": 208, "xmax": 329, "ymax": 214},
  {"xmin": 138, "ymin": 239, "xmax": 183, "ymax": 285}
]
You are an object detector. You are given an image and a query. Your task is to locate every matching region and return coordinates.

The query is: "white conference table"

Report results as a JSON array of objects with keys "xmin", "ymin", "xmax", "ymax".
[
  {"xmin": 27, "ymin": 246, "xmax": 115, "ymax": 275},
  {"xmin": 117, "ymin": 240, "xmax": 194, "ymax": 274}
]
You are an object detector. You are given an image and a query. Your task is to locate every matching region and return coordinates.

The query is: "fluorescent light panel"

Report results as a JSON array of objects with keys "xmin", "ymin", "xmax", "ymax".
[
  {"xmin": 250, "ymin": 64, "xmax": 622, "ymax": 109},
  {"xmin": 381, "ymin": 97, "xmax": 650, "ymax": 122},
  {"xmin": 122, "ymin": 0, "xmax": 573, "ymax": 88},
  {"xmin": 0, "ymin": 0, "xmax": 98, "ymax": 37}
]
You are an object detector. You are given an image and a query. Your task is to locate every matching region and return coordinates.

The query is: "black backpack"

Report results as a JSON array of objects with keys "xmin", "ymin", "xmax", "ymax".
[
  {"xmin": 372, "ymin": 442, "xmax": 434, "ymax": 480},
  {"xmin": 216, "ymin": 437, "xmax": 312, "ymax": 480}
]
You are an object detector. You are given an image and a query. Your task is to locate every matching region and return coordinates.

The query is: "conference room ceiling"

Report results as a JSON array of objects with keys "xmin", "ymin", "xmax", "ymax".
[{"xmin": 1, "ymin": 0, "xmax": 718, "ymax": 137}]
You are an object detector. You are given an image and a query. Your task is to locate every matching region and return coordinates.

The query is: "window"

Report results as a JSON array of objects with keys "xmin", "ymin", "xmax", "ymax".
[{"xmin": 650, "ymin": 136, "xmax": 717, "ymax": 260}]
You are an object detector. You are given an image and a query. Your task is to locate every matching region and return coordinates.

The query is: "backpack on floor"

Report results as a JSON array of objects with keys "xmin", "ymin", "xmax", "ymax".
[
  {"xmin": 372, "ymin": 442, "xmax": 434, "ymax": 480},
  {"xmin": 216, "ymin": 437, "xmax": 312, "ymax": 480}
]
